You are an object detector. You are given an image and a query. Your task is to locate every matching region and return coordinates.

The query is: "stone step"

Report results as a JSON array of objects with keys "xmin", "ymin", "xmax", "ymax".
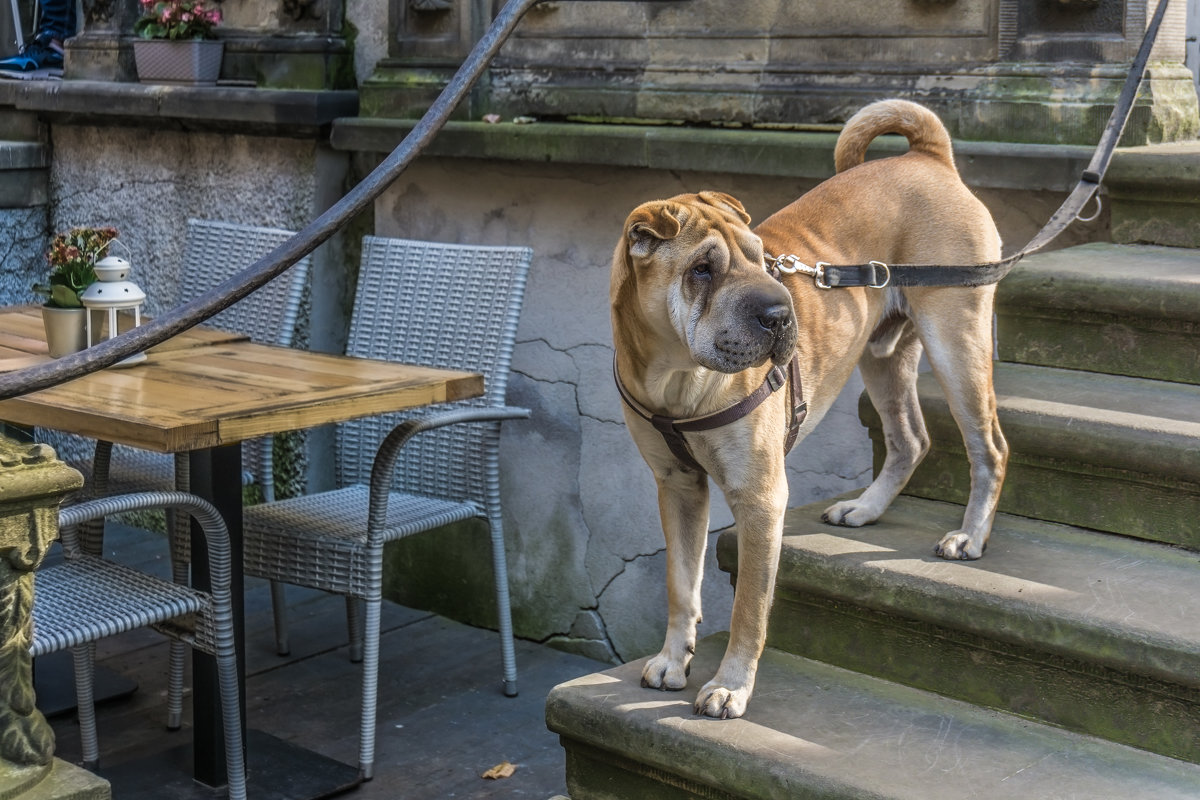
[
  {"xmin": 995, "ymin": 242, "xmax": 1200, "ymax": 384},
  {"xmin": 858, "ymin": 362, "xmax": 1200, "ymax": 547},
  {"xmin": 547, "ymin": 632, "xmax": 1200, "ymax": 800},
  {"xmin": 0, "ymin": 139, "xmax": 48, "ymax": 208},
  {"xmin": 714, "ymin": 495, "xmax": 1200, "ymax": 764}
]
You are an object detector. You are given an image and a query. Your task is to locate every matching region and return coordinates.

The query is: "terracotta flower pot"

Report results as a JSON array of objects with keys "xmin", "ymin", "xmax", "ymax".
[{"xmin": 133, "ymin": 39, "xmax": 224, "ymax": 86}]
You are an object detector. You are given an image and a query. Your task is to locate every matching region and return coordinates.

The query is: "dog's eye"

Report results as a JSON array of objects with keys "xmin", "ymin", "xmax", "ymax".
[{"xmin": 691, "ymin": 263, "xmax": 711, "ymax": 279}]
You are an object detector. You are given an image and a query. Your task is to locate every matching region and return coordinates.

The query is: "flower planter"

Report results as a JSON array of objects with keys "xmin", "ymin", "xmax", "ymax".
[
  {"xmin": 133, "ymin": 39, "xmax": 223, "ymax": 86},
  {"xmin": 41, "ymin": 306, "xmax": 88, "ymax": 358}
]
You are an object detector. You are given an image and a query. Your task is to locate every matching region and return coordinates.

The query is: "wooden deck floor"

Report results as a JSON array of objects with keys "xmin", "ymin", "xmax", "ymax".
[{"xmin": 40, "ymin": 523, "xmax": 602, "ymax": 799}]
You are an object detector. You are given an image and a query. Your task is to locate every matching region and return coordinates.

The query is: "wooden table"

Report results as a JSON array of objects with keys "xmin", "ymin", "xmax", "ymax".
[{"xmin": 0, "ymin": 305, "xmax": 483, "ymax": 798}]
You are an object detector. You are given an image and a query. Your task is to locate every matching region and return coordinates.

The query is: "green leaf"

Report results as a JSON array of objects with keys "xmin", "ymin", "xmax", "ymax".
[{"xmin": 48, "ymin": 285, "xmax": 83, "ymax": 308}]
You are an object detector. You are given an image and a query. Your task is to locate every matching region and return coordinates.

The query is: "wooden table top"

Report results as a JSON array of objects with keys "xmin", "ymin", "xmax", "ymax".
[
  {"xmin": 0, "ymin": 305, "xmax": 247, "ymax": 368},
  {"xmin": 0, "ymin": 306, "xmax": 484, "ymax": 452}
]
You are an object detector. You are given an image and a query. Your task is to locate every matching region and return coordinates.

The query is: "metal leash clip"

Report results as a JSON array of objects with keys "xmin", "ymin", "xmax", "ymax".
[
  {"xmin": 769, "ymin": 253, "xmax": 824, "ymax": 282},
  {"xmin": 770, "ymin": 254, "xmax": 890, "ymax": 290}
]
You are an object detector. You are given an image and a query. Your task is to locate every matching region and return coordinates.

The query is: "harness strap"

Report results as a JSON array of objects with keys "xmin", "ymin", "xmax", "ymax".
[
  {"xmin": 614, "ymin": 353, "xmax": 806, "ymax": 473},
  {"xmin": 768, "ymin": 0, "xmax": 1171, "ymax": 290}
]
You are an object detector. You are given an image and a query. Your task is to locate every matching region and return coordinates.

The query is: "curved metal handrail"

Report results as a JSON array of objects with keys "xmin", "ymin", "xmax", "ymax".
[{"xmin": 0, "ymin": 0, "xmax": 676, "ymax": 401}]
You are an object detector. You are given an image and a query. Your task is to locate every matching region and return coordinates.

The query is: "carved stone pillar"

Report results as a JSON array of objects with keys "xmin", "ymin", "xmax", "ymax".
[
  {"xmin": 360, "ymin": 0, "xmax": 492, "ymax": 119},
  {"xmin": 358, "ymin": 0, "xmax": 1198, "ymax": 145},
  {"xmin": 0, "ymin": 435, "xmax": 108, "ymax": 799}
]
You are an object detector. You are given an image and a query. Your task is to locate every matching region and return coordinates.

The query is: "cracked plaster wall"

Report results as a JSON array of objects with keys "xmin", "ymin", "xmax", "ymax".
[{"xmin": 373, "ymin": 158, "xmax": 874, "ymax": 664}]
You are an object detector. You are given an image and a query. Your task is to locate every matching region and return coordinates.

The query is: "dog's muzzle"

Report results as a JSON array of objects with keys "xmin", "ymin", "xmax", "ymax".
[{"xmin": 703, "ymin": 283, "xmax": 797, "ymax": 372}]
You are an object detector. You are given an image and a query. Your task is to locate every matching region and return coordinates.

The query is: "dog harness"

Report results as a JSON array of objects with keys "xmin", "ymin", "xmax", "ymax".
[{"xmin": 614, "ymin": 353, "xmax": 806, "ymax": 474}]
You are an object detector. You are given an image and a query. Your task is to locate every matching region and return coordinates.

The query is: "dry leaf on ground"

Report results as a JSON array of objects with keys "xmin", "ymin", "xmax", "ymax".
[{"xmin": 481, "ymin": 761, "xmax": 517, "ymax": 780}]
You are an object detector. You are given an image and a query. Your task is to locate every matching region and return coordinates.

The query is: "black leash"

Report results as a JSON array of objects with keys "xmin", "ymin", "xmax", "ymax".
[{"xmin": 767, "ymin": 0, "xmax": 1173, "ymax": 290}]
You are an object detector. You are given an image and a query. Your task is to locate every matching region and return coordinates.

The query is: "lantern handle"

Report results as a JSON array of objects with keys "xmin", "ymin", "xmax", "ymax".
[{"xmin": 94, "ymin": 237, "xmax": 132, "ymax": 265}]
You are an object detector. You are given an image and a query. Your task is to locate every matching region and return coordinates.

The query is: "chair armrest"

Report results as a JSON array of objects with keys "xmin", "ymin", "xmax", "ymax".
[
  {"xmin": 366, "ymin": 405, "xmax": 531, "ymax": 525},
  {"xmin": 57, "ymin": 491, "xmax": 234, "ymax": 615},
  {"xmin": 371, "ymin": 405, "xmax": 530, "ymax": 476}
]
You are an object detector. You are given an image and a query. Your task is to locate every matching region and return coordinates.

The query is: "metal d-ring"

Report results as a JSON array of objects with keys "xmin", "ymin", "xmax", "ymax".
[{"xmin": 1076, "ymin": 192, "xmax": 1103, "ymax": 223}]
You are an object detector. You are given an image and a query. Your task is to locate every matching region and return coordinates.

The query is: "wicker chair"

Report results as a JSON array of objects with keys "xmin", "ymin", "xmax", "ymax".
[
  {"xmin": 32, "ymin": 491, "xmax": 246, "ymax": 800},
  {"xmin": 241, "ymin": 235, "xmax": 533, "ymax": 780},
  {"xmin": 76, "ymin": 219, "xmax": 311, "ymax": 728},
  {"xmin": 87, "ymin": 218, "xmax": 312, "ymax": 505}
]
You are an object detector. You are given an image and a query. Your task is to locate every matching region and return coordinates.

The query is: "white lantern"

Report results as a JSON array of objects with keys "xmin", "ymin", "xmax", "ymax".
[{"xmin": 80, "ymin": 252, "xmax": 147, "ymax": 367}]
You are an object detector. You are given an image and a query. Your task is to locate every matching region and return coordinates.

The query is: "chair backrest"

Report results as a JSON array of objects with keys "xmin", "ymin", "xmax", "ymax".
[
  {"xmin": 181, "ymin": 220, "xmax": 312, "ymax": 499},
  {"xmin": 181, "ymin": 219, "xmax": 311, "ymax": 348},
  {"xmin": 335, "ymin": 236, "xmax": 533, "ymax": 506},
  {"xmin": 34, "ymin": 220, "xmax": 313, "ymax": 482}
]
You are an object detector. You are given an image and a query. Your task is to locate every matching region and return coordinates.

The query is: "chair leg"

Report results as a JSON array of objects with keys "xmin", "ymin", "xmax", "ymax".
[
  {"xmin": 270, "ymin": 581, "xmax": 291, "ymax": 656},
  {"xmin": 357, "ymin": 595, "xmax": 382, "ymax": 781},
  {"xmin": 166, "ymin": 453, "xmax": 190, "ymax": 729},
  {"xmin": 71, "ymin": 643, "xmax": 100, "ymax": 770},
  {"xmin": 215, "ymin": 637, "xmax": 249, "ymax": 800},
  {"xmin": 165, "ymin": 632, "xmax": 186, "ymax": 730},
  {"xmin": 346, "ymin": 597, "xmax": 364, "ymax": 663},
  {"xmin": 488, "ymin": 515, "xmax": 518, "ymax": 697}
]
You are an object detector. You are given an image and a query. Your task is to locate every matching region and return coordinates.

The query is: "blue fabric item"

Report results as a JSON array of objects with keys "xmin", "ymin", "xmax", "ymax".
[
  {"xmin": 34, "ymin": 0, "xmax": 77, "ymax": 44},
  {"xmin": 0, "ymin": 40, "xmax": 64, "ymax": 72}
]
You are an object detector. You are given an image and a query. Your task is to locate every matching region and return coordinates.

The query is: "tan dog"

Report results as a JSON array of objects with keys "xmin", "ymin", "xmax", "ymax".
[{"xmin": 611, "ymin": 99, "xmax": 1008, "ymax": 719}]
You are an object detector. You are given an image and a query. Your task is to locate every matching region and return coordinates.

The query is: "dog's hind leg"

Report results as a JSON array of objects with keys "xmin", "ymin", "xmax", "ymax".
[
  {"xmin": 823, "ymin": 319, "xmax": 929, "ymax": 527},
  {"xmin": 642, "ymin": 465, "xmax": 710, "ymax": 692},
  {"xmin": 909, "ymin": 287, "xmax": 1008, "ymax": 560}
]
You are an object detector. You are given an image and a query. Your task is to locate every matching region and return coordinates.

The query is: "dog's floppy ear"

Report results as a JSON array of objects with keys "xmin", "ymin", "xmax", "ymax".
[
  {"xmin": 626, "ymin": 202, "xmax": 684, "ymax": 258},
  {"xmin": 697, "ymin": 191, "xmax": 751, "ymax": 225}
]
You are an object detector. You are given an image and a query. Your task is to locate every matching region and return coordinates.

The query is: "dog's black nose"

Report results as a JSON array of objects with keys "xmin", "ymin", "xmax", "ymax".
[{"xmin": 756, "ymin": 303, "xmax": 792, "ymax": 333}]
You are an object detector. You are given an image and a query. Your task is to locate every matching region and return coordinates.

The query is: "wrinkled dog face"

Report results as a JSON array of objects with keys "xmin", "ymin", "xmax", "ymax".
[{"xmin": 625, "ymin": 191, "xmax": 797, "ymax": 372}]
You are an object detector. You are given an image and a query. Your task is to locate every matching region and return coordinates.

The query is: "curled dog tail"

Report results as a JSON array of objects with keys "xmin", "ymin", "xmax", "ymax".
[{"xmin": 834, "ymin": 99, "xmax": 955, "ymax": 174}]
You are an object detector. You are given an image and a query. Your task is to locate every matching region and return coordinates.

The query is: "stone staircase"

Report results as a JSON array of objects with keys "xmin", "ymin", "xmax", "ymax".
[
  {"xmin": 0, "ymin": 108, "xmax": 50, "ymax": 305},
  {"xmin": 546, "ymin": 186, "xmax": 1200, "ymax": 795}
]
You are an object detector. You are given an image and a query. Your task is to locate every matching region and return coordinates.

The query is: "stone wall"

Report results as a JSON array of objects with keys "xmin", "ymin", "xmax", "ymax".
[
  {"xmin": 364, "ymin": 0, "xmax": 1199, "ymax": 145},
  {"xmin": 46, "ymin": 127, "xmax": 319, "ymax": 316}
]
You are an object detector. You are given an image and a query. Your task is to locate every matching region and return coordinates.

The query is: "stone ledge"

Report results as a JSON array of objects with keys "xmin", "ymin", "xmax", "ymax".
[
  {"xmin": 997, "ymin": 243, "xmax": 1200, "ymax": 383},
  {"xmin": 0, "ymin": 80, "xmax": 357, "ymax": 138},
  {"xmin": 725, "ymin": 495, "xmax": 1200, "ymax": 692},
  {"xmin": 0, "ymin": 141, "xmax": 47, "ymax": 170},
  {"xmin": 714, "ymin": 495, "xmax": 1200, "ymax": 763},
  {"xmin": 547, "ymin": 632, "xmax": 1200, "ymax": 800},
  {"xmin": 330, "ymin": 117, "xmax": 1101, "ymax": 192},
  {"xmin": 1104, "ymin": 141, "xmax": 1200, "ymax": 246},
  {"xmin": 861, "ymin": 363, "xmax": 1200, "ymax": 546}
]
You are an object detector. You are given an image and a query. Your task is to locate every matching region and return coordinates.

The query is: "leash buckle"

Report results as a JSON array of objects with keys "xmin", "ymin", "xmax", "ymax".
[
  {"xmin": 766, "ymin": 365, "xmax": 786, "ymax": 392},
  {"xmin": 868, "ymin": 261, "xmax": 891, "ymax": 289},
  {"xmin": 814, "ymin": 262, "xmax": 832, "ymax": 289}
]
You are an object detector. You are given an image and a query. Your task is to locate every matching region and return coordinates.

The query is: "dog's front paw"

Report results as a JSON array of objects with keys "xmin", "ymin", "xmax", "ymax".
[
  {"xmin": 822, "ymin": 499, "xmax": 879, "ymax": 528},
  {"xmin": 641, "ymin": 653, "xmax": 690, "ymax": 691},
  {"xmin": 935, "ymin": 530, "xmax": 987, "ymax": 560},
  {"xmin": 694, "ymin": 679, "xmax": 750, "ymax": 719}
]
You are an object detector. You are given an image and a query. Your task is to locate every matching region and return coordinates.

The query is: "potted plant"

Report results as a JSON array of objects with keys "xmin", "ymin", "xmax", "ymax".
[
  {"xmin": 34, "ymin": 226, "xmax": 119, "ymax": 358},
  {"xmin": 132, "ymin": 0, "xmax": 223, "ymax": 86}
]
